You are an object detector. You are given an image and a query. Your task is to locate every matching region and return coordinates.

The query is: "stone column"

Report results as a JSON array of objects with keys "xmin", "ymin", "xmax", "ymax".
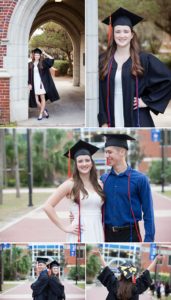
[
  {"xmin": 85, "ymin": 0, "xmax": 98, "ymax": 127},
  {"xmin": 73, "ymin": 41, "xmax": 80, "ymax": 86},
  {"xmin": 80, "ymin": 31, "xmax": 85, "ymax": 87}
]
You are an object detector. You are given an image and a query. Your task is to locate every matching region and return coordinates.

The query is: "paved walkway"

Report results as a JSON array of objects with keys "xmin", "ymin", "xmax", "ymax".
[
  {"xmin": 0, "ymin": 188, "xmax": 171, "ymax": 242},
  {"xmin": 17, "ymin": 77, "xmax": 85, "ymax": 127},
  {"xmin": 0, "ymin": 280, "xmax": 85, "ymax": 300}
]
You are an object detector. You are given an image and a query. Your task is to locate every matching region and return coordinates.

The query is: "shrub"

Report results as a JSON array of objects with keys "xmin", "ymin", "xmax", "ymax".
[
  {"xmin": 68, "ymin": 266, "xmax": 85, "ymax": 280},
  {"xmin": 54, "ymin": 60, "xmax": 69, "ymax": 75},
  {"xmin": 148, "ymin": 161, "xmax": 171, "ymax": 184}
]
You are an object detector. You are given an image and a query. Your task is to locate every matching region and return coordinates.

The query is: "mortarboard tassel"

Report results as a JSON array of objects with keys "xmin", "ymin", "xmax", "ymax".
[
  {"xmin": 108, "ymin": 15, "xmax": 113, "ymax": 47},
  {"xmin": 132, "ymin": 274, "xmax": 136, "ymax": 284},
  {"xmin": 68, "ymin": 149, "xmax": 71, "ymax": 178}
]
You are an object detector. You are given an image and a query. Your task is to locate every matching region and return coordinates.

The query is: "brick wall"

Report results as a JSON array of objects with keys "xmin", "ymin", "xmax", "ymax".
[
  {"xmin": 138, "ymin": 130, "xmax": 171, "ymax": 173},
  {"xmin": 0, "ymin": 1, "xmax": 17, "ymax": 124},
  {"xmin": 0, "ymin": 0, "xmax": 18, "ymax": 67},
  {"xmin": 64, "ymin": 247, "xmax": 85, "ymax": 275},
  {"xmin": 0, "ymin": 77, "xmax": 10, "ymax": 124},
  {"xmin": 141, "ymin": 244, "xmax": 171, "ymax": 274}
]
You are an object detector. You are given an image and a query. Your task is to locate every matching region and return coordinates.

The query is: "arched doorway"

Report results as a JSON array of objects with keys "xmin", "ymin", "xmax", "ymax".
[{"xmin": 4, "ymin": 0, "xmax": 84, "ymax": 122}]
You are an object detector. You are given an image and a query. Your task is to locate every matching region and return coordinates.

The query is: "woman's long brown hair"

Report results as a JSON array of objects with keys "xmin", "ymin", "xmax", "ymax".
[
  {"xmin": 29, "ymin": 53, "xmax": 44, "ymax": 69},
  {"xmin": 70, "ymin": 158, "xmax": 105, "ymax": 203},
  {"xmin": 99, "ymin": 28, "xmax": 144, "ymax": 80},
  {"xmin": 117, "ymin": 275, "xmax": 134, "ymax": 300}
]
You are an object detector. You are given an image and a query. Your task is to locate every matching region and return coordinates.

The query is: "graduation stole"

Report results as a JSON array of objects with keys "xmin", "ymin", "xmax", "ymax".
[
  {"xmin": 136, "ymin": 76, "xmax": 140, "ymax": 127},
  {"xmin": 127, "ymin": 172, "xmax": 142, "ymax": 242},
  {"xmin": 78, "ymin": 196, "xmax": 81, "ymax": 242},
  {"xmin": 106, "ymin": 60, "xmax": 141, "ymax": 127}
]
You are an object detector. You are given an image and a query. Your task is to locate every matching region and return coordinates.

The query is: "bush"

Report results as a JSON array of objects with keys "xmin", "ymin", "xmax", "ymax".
[
  {"xmin": 150, "ymin": 272, "xmax": 170, "ymax": 283},
  {"xmin": 148, "ymin": 161, "xmax": 171, "ymax": 184},
  {"xmin": 86, "ymin": 255, "xmax": 101, "ymax": 284},
  {"xmin": 3, "ymin": 247, "xmax": 32, "ymax": 280},
  {"xmin": 156, "ymin": 54, "xmax": 171, "ymax": 70},
  {"xmin": 54, "ymin": 60, "xmax": 69, "ymax": 75},
  {"xmin": 68, "ymin": 266, "xmax": 85, "ymax": 280}
]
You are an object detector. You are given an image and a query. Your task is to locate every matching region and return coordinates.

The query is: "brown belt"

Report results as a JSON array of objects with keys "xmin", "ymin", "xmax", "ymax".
[{"xmin": 106, "ymin": 223, "xmax": 139, "ymax": 232}]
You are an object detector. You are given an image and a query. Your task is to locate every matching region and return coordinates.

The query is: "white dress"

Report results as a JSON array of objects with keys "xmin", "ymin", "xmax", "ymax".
[
  {"xmin": 33, "ymin": 62, "xmax": 46, "ymax": 95},
  {"xmin": 114, "ymin": 68, "xmax": 124, "ymax": 127},
  {"xmin": 67, "ymin": 191, "xmax": 104, "ymax": 243}
]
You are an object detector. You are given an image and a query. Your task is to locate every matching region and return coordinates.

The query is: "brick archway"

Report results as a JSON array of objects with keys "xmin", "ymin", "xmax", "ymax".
[{"xmin": 0, "ymin": 0, "xmax": 84, "ymax": 123}]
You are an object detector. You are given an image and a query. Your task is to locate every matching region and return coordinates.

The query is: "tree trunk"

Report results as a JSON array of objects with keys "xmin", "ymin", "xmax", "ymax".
[
  {"xmin": 0, "ymin": 130, "xmax": 4, "ymax": 205},
  {"xmin": 13, "ymin": 129, "xmax": 20, "ymax": 198}
]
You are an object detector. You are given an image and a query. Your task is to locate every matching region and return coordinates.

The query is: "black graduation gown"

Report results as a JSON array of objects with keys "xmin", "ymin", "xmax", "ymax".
[
  {"xmin": 48, "ymin": 276, "xmax": 65, "ymax": 300},
  {"xmin": 98, "ymin": 52, "xmax": 171, "ymax": 127},
  {"xmin": 30, "ymin": 270, "xmax": 49, "ymax": 300},
  {"xmin": 97, "ymin": 266, "xmax": 152, "ymax": 300},
  {"xmin": 28, "ymin": 58, "xmax": 60, "ymax": 108}
]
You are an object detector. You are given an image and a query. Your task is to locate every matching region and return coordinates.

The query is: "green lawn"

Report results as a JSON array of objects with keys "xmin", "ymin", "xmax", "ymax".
[
  {"xmin": 0, "ymin": 192, "xmax": 51, "ymax": 228},
  {"xmin": 1, "ymin": 282, "xmax": 19, "ymax": 292},
  {"xmin": 0, "ymin": 123, "xmax": 17, "ymax": 127},
  {"xmin": 154, "ymin": 296, "xmax": 171, "ymax": 300},
  {"xmin": 76, "ymin": 283, "xmax": 85, "ymax": 289},
  {"xmin": 163, "ymin": 191, "xmax": 171, "ymax": 198}
]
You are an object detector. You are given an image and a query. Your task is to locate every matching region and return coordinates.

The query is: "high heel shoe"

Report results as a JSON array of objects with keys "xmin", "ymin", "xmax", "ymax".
[
  {"xmin": 37, "ymin": 113, "xmax": 43, "ymax": 120},
  {"xmin": 44, "ymin": 109, "xmax": 49, "ymax": 118}
]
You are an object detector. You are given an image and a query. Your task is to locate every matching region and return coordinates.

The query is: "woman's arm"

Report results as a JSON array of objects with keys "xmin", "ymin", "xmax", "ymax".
[
  {"xmin": 147, "ymin": 254, "xmax": 163, "ymax": 271},
  {"xmin": 42, "ymin": 51, "xmax": 54, "ymax": 59},
  {"xmin": 43, "ymin": 179, "xmax": 79, "ymax": 234},
  {"xmin": 91, "ymin": 250, "xmax": 106, "ymax": 267}
]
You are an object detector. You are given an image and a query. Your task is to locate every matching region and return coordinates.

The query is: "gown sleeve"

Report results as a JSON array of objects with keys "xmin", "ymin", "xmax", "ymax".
[
  {"xmin": 98, "ymin": 77, "xmax": 108, "ymax": 126},
  {"xmin": 141, "ymin": 53, "xmax": 171, "ymax": 115},
  {"xmin": 136, "ymin": 270, "xmax": 152, "ymax": 294},
  {"xmin": 97, "ymin": 266, "xmax": 117, "ymax": 292},
  {"xmin": 28, "ymin": 62, "xmax": 32, "ymax": 85},
  {"xmin": 43, "ymin": 58, "xmax": 54, "ymax": 69},
  {"xmin": 31, "ymin": 274, "xmax": 49, "ymax": 296},
  {"xmin": 48, "ymin": 277, "xmax": 65, "ymax": 298}
]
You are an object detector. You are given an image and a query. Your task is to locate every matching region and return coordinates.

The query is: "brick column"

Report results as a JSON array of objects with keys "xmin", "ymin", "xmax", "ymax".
[{"xmin": 0, "ymin": 71, "xmax": 10, "ymax": 124}]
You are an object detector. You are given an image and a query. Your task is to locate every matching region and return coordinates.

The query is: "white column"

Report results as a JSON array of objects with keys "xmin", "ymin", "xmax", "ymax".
[
  {"xmin": 80, "ymin": 31, "xmax": 85, "ymax": 87},
  {"xmin": 85, "ymin": 0, "xmax": 98, "ymax": 127},
  {"xmin": 73, "ymin": 42, "xmax": 80, "ymax": 86}
]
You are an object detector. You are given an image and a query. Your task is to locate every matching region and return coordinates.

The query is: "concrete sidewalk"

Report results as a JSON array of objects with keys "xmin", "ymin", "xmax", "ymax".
[
  {"xmin": 17, "ymin": 76, "xmax": 85, "ymax": 127},
  {"xmin": 0, "ymin": 190, "xmax": 171, "ymax": 242},
  {"xmin": 0, "ymin": 279, "xmax": 85, "ymax": 300}
]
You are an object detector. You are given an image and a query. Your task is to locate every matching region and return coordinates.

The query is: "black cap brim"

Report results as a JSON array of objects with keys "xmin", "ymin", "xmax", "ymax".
[
  {"xmin": 102, "ymin": 133, "xmax": 136, "ymax": 150},
  {"xmin": 47, "ymin": 260, "xmax": 60, "ymax": 269},
  {"xmin": 37, "ymin": 257, "xmax": 49, "ymax": 264},
  {"xmin": 64, "ymin": 140, "xmax": 99, "ymax": 160},
  {"xmin": 33, "ymin": 48, "xmax": 42, "ymax": 55},
  {"xmin": 102, "ymin": 7, "xmax": 143, "ymax": 27}
]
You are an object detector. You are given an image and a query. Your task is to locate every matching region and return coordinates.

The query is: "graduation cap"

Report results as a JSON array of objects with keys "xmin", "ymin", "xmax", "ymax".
[
  {"xmin": 102, "ymin": 134, "xmax": 136, "ymax": 150},
  {"xmin": 118, "ymin": 262, "xmax": 137, "ymax": 280},
  {"xmin": 102, "ymin": 7, "xmax": 143, "ymax": 45},
  {"xmin": 33, "ymin": 48, "xmax": 42, "ymax": 55},
  {"xmin": 48, "ymin": 260, "xmax": 60, "ymax": 269},
  {"xmin": 64, "ymin": 140, "xmax": 99, "ymax": 177},
  {"xmin": 36, "ymin": 257, "xmax": 49, "ymax": 264},
  {"xmin": 102, "ymin": 7, "xmax": 143, "ymax": 28},
  {"xmin": 64, "ymin": 140, "xmax": 99, "ymax": 160}
]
